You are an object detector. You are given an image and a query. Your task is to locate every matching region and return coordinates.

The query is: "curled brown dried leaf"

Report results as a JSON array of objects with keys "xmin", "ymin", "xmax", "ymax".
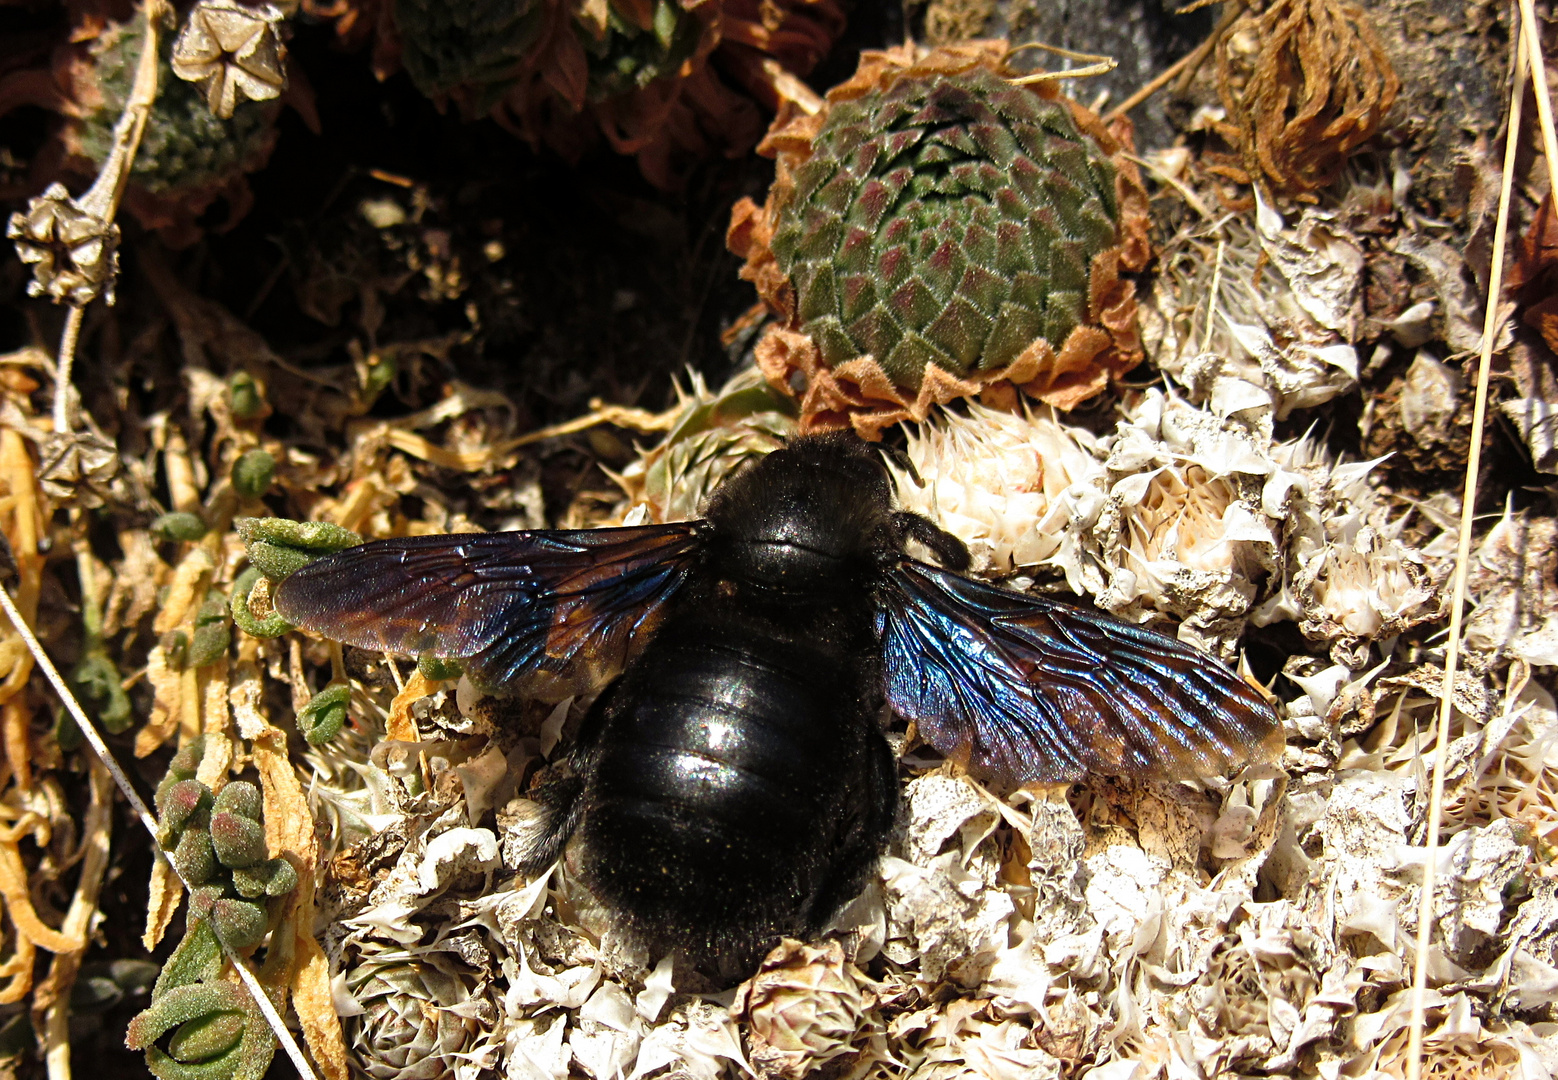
[{"xmin": 1216, "ymin": 0, "xmax": 1399, "ymax": 195}]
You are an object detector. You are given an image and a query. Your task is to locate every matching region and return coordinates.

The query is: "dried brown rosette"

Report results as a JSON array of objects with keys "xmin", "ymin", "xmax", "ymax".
[
  {"xmin": 727, "ymin": 42, "xmax": 1151, "ymax": 438},
  {"xmin": 1215, "ymin": 0, "xmax": 1399, "ymax": 196}
]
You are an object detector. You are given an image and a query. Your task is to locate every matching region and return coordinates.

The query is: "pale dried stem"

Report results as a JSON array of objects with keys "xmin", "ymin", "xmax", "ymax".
[
  {"xmin": 1517, "ymin": 0, "xmax": 1558, "ymax": 186},
  {"xmin": 1203, "ymin": 239, "xmax": 1226, "ymax": 353},
  {"xmin": 1121, "ymin": 152, "xmax": 1214, "ymax": 217},
  {"xmin": 51, "ymin": 307, "xmax": 83, "ymax": 435},
  {"xmin": 1404, "ymin": 28, "xmax": 1524, "ymax": 1080},
  {"xmin": 53, "ymin": 0, "xmax": 170, "ymax": 433},
  {"xmin": 1009, "ymin": 44, "xmax": 1117, "ymax": 85},
  {"xmin": 0, "ymin": 584, "xmax": 321, "ymax": 1080},
  {"xmin": 39, "ymin": 757, "xmax": 111, "ymax": 1080},
  {"xmin": 163, "ymin": 429, "xmax": 203, "ymax": 514}
]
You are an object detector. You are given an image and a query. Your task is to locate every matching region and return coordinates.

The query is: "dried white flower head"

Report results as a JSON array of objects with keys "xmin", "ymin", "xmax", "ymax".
[
  {"xmin": 1465, "ymin": 509, "xmax": 1558, "ymax": 666},
  {"xmin": 891, "ymin": 402, "xmax": 1105, "ymax": 576},
  {"xmin": 734, "ymin": 939, "xmax": 875, "ymax": 1080},
  {"xmin": 1256, "ymin": 435, "xmax": 1440, "ymax": 666},
  {"xmin": 1145, "ymin": 202, "xmax": 1363, "ymax": 419},
  {"xmin": 349, "ymin": 953, "xmax": 491, "ymax": 1080},
  {"xmin": 171, "ymin": 0, "xmax": 288, "ymax": 120},
  {"xmin": 1092, "ymin": 390, "xmax": 1281, "ymax": 653},
  {"xmin": 7, "ymin": 183, "xmax": 120, "ymax": 305}
]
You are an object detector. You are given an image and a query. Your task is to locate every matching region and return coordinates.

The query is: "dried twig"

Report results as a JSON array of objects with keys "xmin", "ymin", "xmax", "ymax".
[
  {"xmin": 1007, "ymin": 42, "xmax": 1117, "ymax": 84},
  {"xmin": 1105, "ymin": 0, "xmax": 1246, "ymax": 122},
  {"xmin": 1404, "ymin": 26, "xmax": 1524, "ymax": 1080},
  {"xmin": 49, "ymin": 0, "xmax": 169, "ymax": 433},
  {"xmin": 1517, "ymin": 0, "xmax": 1557, "ymax": 184}
]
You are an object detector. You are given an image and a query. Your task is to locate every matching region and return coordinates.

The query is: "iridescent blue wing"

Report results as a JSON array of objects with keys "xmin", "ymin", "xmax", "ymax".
[
  {"xmin": 880, "ymin": 561, "xmax": 1283, "ymax": 784},
  {"xmin": 273, "ymin": 525, "xmax": 704, "ymax": 701}
]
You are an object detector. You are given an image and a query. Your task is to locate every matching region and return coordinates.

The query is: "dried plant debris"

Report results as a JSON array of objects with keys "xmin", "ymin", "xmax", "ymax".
[
  {"xmin": 375, "ymin": 0, "xmax": 845, "ymax": 188},
  {"xmin": 1215, "ymin": 0, "xmax": 1399, "ymax": 196},
  {"xmin": 0, "ymin": 6, "xmax": 292, "ymax": 245},
  {"xmin": 728, "ymin": 40, "xmax": 1152, "ymax": 437},
  {"xmin": 1144, "ymin": 195, "xmax": 1366, "ymax": 421},
  {"xmin": 0, "ymin": 1, "xmax": 1550, "ymax": 1075},
  {"xmin": 144, "ymin": 358, "xmax": 1529, "ymax": 1080},
  {"xmin": 1, "ymin": 324, "xmax": 1548, "ymax": 1079}
]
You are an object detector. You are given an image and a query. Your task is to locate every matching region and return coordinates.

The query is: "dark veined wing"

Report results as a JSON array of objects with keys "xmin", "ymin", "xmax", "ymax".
[
  {"xmin": 273, "ymin": 524, "xmax": 704, "ymax": 701},
  {"xmin": 879, "ymin": 560, "xmax": 1283, "ymax": 785}
]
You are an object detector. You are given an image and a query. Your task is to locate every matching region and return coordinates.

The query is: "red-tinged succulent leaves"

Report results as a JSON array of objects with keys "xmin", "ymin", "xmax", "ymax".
[
  {"xmin": 156, "ymin": 780, "xmax": 213, "ymax": 846},
  {"xmin": 210, "ymin": 810, "xmax": 267, "ymax": 869},
  {"xmin": 729, "ymin": 42, "xmax": 1151, "ymax": 438}
]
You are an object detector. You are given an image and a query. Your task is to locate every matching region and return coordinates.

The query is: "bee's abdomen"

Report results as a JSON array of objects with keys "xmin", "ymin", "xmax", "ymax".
[{"xmin": 576, "ymin": 609, "xmax": 894, "ymax": 969}]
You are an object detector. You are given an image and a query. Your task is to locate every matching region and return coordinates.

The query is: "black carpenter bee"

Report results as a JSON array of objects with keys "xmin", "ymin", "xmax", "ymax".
[{"xmin": 274, "ymin": 434, "xmax": 1281, "ymax": 977}]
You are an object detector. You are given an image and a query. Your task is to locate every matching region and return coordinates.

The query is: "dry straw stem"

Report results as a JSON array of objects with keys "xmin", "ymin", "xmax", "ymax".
[
  {"xmin": 1215, "ymin": 0, "xmax": 1398, "ymax": 195},
  {"xmin": 47, "ymin": 0, "xmax": 171, "ymax": 434},
  {"xmin": 36, "ymin": 758, "xmax": 111, "ymax": 1080},
  {"xmin": 1005, "ymin": 41, "xmax": 1118, "ymax": 83},
  {"xmin": 0, "ymin": 578, "xmax": 322, "ymax": 1080},
  {"xmin": 1518, "ymin": 0, "xmax": 1558, "ymax": 184},
  {"xmin": 1404, "ymin": 24, "xmax": 1530, "ymax": 1080}
]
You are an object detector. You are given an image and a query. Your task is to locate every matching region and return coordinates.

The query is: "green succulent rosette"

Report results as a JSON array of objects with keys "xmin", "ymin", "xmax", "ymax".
[{"xmin": 729, "ymin": 42, "xmax": 1151, "ymax": 438}]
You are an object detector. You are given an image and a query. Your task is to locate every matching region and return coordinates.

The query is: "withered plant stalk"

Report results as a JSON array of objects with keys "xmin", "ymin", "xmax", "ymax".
[{"xmin": 1405, "ymin": 25, "xmax": 1525, "ymax": 1080}]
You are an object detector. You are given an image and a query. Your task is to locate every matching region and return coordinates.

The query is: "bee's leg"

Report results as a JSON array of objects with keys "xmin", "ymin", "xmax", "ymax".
[
  {"xmin": 508, "ymin": 679, "xmax": 621, "ymax": 874},
  {"xmin": 804, "ymin": 729, "xmax": 900, "ymax": 934},
  {"xmin": 892, "ymin": 511, "xmax": 971, "ymax": 571},
  {"xmin": 508, "ymin": 775, "xmax": 583, "ymax": 874}
]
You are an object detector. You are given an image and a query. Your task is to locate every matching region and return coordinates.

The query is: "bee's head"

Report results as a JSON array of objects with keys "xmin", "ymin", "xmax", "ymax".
[{"xmin": 702, "ymin": 433, "xmax": 897, "ymax": 591}]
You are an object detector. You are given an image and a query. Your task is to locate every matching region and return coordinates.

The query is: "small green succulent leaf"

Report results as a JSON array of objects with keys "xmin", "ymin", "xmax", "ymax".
[
  {"xmin": 67, "ymin": 650, "xmax": 133, "ymax": 733},
  {"xmin": 209, "ymin": 812, "xmax": 266, "ymax": 869},
  {"xmin": 211, "ymin": 781, "xmax": 262, "ymax": 821},
  {"xmin": 165, "ymin": 1009, "xmax": 246, "ymax": 1062},
  {"xmin": 172, "ymin": 827, "xmax": 219, "ymax": 886},
  {"xmin": 127, "ymin": 980, "xmax": 276, "ymax": 1080},
  {"xmin": 151, "ymin": 512, "xmax": 209, "ymax": 543},
  {"xmin": 187, "ymin": 623, "xmax": 232, "ymax": 669},
  {"xmin": 296, "ymin": 682, "xmax": 350, "ymax": 746},
  {"xmin": 230, "ymin": 450, "xmax": 275, "ymax": 499},
  {"xmin": 156, "ymin": 779, "xmax": 212, "ymax": 846},
  {"xmin": 417, "ymin": 654, "xmax": 464, "ymax": 681},
  {"xmin": 232, "ymin": 517, "xmax": 361, "ymax": 580},
  {"xmin": 228, "ymin": 568, "xmax": 294, "ymax": 640},
  {"xmin": 228, "ymin": 371, "xmax": 266, "ymax": 420},
  {"xmin": 153, "ymin": 918, "xmax": 224, "ymax": 997},
  {"xmin": 229, "ymin": 856, "xmax": 296, "ymax": 900},
  {"xmin": 260, "ymin": 857, "xmax": 298, "ymax": 897},
  {"xmin": 208, "ymin": 898, "xmax": 268, "ymax": 951}
]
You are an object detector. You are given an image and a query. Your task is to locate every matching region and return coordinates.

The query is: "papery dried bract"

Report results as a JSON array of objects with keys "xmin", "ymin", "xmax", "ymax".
[
  {"xmin": 891, "ymin": 402, "xmax": 1105, "ymax": 576},
  {"xmin": 171, "ymin": 0, "xmax": 288, "ymax": 120},
  {"xmin": 735, "ymin": 938, "xmax": 874, "ymax": 1080}
]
